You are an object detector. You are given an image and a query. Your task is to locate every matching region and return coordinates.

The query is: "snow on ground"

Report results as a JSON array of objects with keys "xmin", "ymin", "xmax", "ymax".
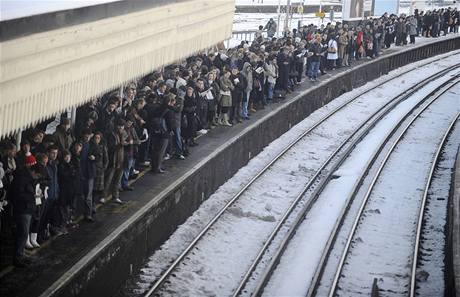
[
  {"xmin": 260, "ymin": 68, "xmax": 460, "ymax": 297},
  {"xmin": 336, "ymin": 84, "xmax": 460, "ymax": 296},
  {"xmin": 126, "ymin": 52, "xmax": 460, "ymax": 296},
  {"xmin": 416, "ymin": 109, "xmax": 460, "ymax": 296}
]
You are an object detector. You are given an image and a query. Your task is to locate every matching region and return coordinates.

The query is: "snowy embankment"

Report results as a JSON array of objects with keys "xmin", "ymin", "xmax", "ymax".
[
  {"xmin": 261, "ymin": 67, "xmax": 460, "ymax": 297},
  {"xmin": 128, "ymin": 52, "xmax": 460, "ymax": 297}
]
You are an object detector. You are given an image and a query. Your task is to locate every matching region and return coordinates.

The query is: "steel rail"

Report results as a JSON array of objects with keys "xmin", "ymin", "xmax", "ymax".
[
  {"xmin": 327, "ymin": 79, "xmax": 460, "ymax": 297},
  {"xmin": 143, "ymin": 56, "xmax": 460, "ymax": 297},
  {"xmin": 237, "ymin": 71, "xmax": 460, "ymax": 297},
  {"xmin": 409, "ymin": 112, "xmax": 460, "ymax": 297},
  {"xmin": 305, "ymin": 76, "xmax": 460, "ymax": 297}
]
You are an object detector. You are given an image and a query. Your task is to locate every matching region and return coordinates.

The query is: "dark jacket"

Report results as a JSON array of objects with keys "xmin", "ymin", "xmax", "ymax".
[
  {"xmin": 80, "ymin": 141, "xmax": 97, "ymax": 179},
  {"xmin": 53, "ymin": 125, "xmax": 75, "ymax": 152},
  {"xmin": 10, "ymin": 167, "xmax": 37, "ymax": 215},
  {"xmin": 46, "ymin": 160, "xmax": 59, "ymax": 200},
  {"xmin": 58, "ymin": 161, "xmax": 75, "ymax": 205}
]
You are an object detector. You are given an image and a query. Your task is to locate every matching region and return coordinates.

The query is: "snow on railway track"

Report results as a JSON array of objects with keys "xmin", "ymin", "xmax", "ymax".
[
  {"xmin": 332, "ymin": 83, "xmax": 460, "ymax": 297},
  {"xmin": 252, "ymin": 70, "xmax": 460, "ymax": 297},
  {"xmin": 122, "ymin": 52, "xmax": 460, "ymax": 297}
]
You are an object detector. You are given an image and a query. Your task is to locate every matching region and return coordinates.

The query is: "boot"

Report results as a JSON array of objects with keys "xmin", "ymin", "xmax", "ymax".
[
  {"xmin": 217, "ymin": 114, "xmax": 224, "ymax": 125},
  {"xmin": 30, "ymin": 233, "xmax": 40, "ymax": 248},
  {"xmin": 249, "ymin": 102, "xmax": 257, "ymax": 113},
  {"xmin": 222, "ymin": 114, "xmax": 232, "ymax": 126},
  {"xmin": 25, "ymin": 235, "xmax": 33, "ymax": 249}
]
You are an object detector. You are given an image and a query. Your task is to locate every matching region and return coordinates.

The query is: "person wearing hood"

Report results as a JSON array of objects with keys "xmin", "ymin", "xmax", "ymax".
[{"xmin": 241, "ymin": 62, "xmax": 253, "ymax": 119}]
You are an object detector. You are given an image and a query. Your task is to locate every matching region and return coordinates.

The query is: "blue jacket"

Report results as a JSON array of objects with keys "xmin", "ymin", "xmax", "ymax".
[{"xmin": 46, "ymin": 160, "xmax": 59, "ymax": 200}]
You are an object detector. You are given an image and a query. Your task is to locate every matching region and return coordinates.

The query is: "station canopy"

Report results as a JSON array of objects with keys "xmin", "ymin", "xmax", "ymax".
[{"xmin": 0, "ymin": 0, "xmax": 234, "ymax": 138}]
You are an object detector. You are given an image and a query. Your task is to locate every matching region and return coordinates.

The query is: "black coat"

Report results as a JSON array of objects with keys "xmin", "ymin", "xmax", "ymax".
[
  {"xmin": 58, "ymin": 161, "xmax": 75, "ymax": 205},
  {"xmin": 10, "ymin": 168, "xmax": 37, "ymax": 215}
]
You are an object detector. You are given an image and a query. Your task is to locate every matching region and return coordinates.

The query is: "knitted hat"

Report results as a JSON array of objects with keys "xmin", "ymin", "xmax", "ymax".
[{"xmin": 25, "ymin": 154, "xmax": 37, "ymax": 167}]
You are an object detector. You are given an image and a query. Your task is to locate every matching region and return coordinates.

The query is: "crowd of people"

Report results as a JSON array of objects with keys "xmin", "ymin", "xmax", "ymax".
[{"xmin": 0, "ymin": 7, "xmax": 458, "ymax": 268}]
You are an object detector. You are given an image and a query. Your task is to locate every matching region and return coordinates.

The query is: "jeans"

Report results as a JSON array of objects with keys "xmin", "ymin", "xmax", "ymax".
[
  {"xmin": 309, "ymin": 61, "xmax": 320, "ymax": 79},
  {"xmin": 14, "ymin": 213, "xmax": 32, "ymax": 258},
  {"xmin": 242, "ymin": 91, "xmax": 250, "ymax": 118},
  {"xmin": 173, "ymin": 127, "xmax": 183, "ymax": 156},
  {"xmin": 82, "ymin": 178, "xmax": 95, "ymax": 217},
  {"xmin": 267, "ymin": 83, "xmax": 275, "ymax": 101},
  {"xmin": 121, "ymin": 156, "xmax": 135, "ymax": 188}
]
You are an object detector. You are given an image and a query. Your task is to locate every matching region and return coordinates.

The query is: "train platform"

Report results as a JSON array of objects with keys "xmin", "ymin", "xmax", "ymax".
[{"xmin": 0, "ymin": 34, "xmax": 459, "ymax": 297}]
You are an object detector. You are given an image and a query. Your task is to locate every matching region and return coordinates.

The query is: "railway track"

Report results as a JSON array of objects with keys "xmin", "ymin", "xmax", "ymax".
[
  {"xmin": 142, "ymin": 55, "xmax": 460, "ymax": 297},
  {"xmin": 236, "ymin": 73, "xmax": 460, "ymax": 297},
  {"xmin": 410, "ymin": 106, "xmax": 460, "ymax": 297},
  {"xmin": 325, "ymin": 81, "xmax": 460, "ymax": 297}
]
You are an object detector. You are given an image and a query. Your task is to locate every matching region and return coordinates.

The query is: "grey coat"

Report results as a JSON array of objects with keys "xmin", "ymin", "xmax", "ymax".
[
  {"xmin": 409, "ymin": 18, "xmax": 418, "ymax": 35},
  {"xmin": 241, "ymin": 62, "xmax": 253, "ymax": 93},
  {"xmin": 219, "ymin": 76, "xmax": 235, "ymax": 107}
]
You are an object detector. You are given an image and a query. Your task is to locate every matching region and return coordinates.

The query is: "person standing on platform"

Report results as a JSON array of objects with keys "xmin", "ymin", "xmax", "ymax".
[
  {"xmin": 264, "ymin": 18, "xmax": 277, "ymax": 39},
  {"xmin": 80, "ymin": 129, "xmax": 97, "ymax": 221},
  {"xmin": 10, "ymin": 160, "xmax": 42, "ymax": 267},
  {"xmin": 104, "ymin": 119, "xmax": 126, "ymax": 204}
]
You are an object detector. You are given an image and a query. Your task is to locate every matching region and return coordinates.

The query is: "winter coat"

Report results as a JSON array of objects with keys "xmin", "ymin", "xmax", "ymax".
[
  {"xmin": 70, "ymin": 154, "xmax": 83, "ymax": 196},
  {"xmin": 338, "ymin": 34, "xmax": 348, "ymax": 58},
  {"xmin": 80, "ymin": 141, "xmax": 97, "ymax": 179},
  {"xmin": 264, "ymin": 62, "xmax": 278, "ymax": 85},
  {"xmin": 327, "ymin": 39, "xmax": 338, "ymax": 60},
  {"xmin": 219, "ymin": 75, "xmax": 235, "ymax": 107},
  {"xmin": 53, "ymin": 125, "xmax": 75, "ymax": 152},
  {"xmin": 230, "ymin": 73, "xmax": 246, "ymax": 105},
  {"xmin": 409, "ymin": 18, "xmax": 418, "ymax": 35},
  {"xmin": 46, "ymin": 160, "xmax": 59, "ymax": 200},
  {"xmin": 183, "ymin": 93, "xmax": 198, "ymax": 140},
  {"xmin": 58, "ymin": 161, "xmax": 75, "ymax": 205},
  {"xmin": 241, "ymin": 62, "xmax": 253, "ymax": 93},
  {"xmin": 264, "ymin": 20, "xmax": 277, "ymax": 37},
  {"xmin": 10, "ymin": 167, "xmax": 37, "ymax": 215},
  {"xmin": 171, "ymin": 96, "xmax": 184, "ymax": 129},
  {"xmin": 92, "ymin": 142, "xmax": 108, "ymax": 191},
  {"xmin": 106, "ymin": 130, "xmax": 125, "ymax": 169}
]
